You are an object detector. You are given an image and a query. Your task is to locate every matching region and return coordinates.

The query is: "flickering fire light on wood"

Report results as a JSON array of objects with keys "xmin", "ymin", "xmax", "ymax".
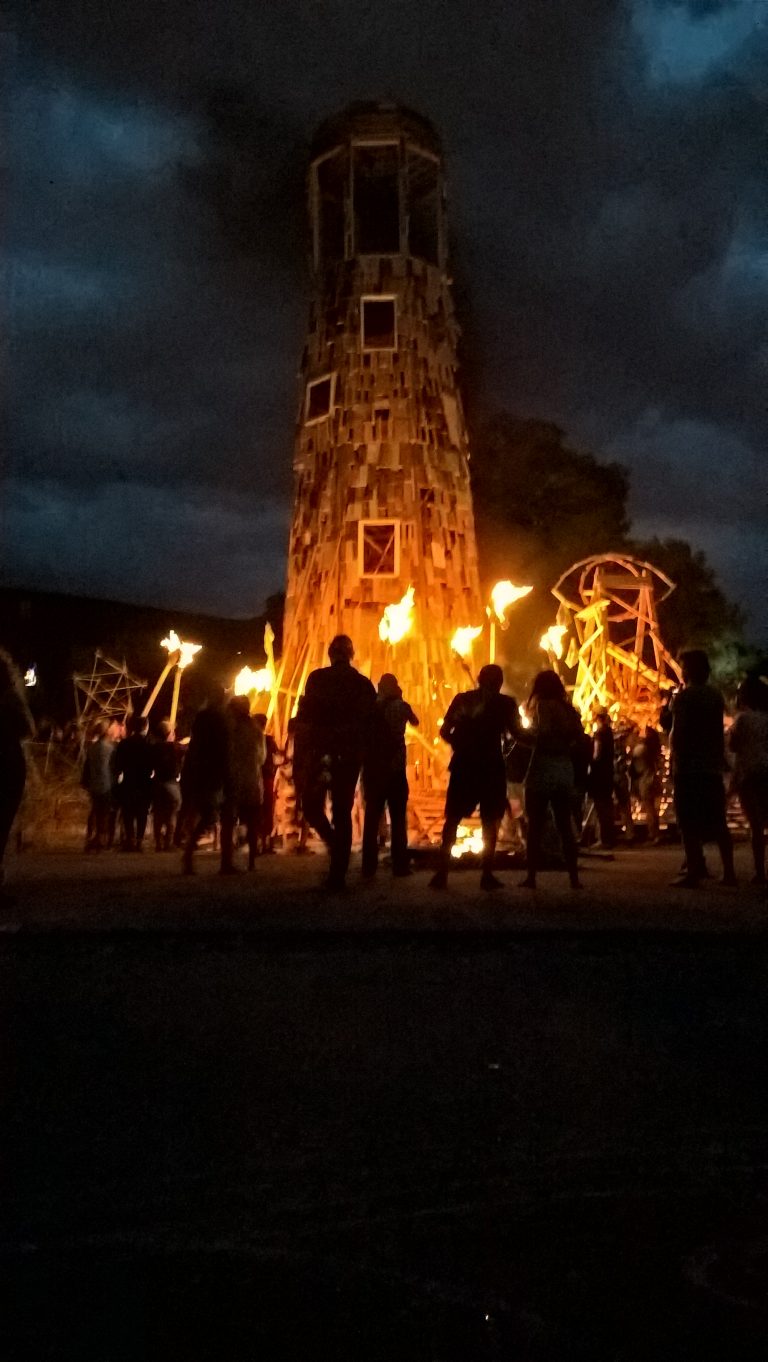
[
  {"xmin": 234, "ymin": 665, "xmax": 273, "ymax": 696},
  {"xmin": 379, "ymin": 585, "xmax": 415, "ymax": 645},
  {"xmin": 540, "ymin": 624, "xmax": 568, "ymax": 659},
  {"xmin": 450, "ymin": 625, "xmax": 483, "ymax": 657},
  {"xmin": 490, "ymin": 580, "xmax": 532, "ymax": 623}
]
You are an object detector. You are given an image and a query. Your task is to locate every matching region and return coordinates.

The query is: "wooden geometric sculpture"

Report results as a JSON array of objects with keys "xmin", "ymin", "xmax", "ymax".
[
  {"xmin": 273, "ymin": 104, "xmax": 484, "ymax": 802},
  {"xmin": 543, "ymin": 553, "xmax": 683, "ymax": 727}
]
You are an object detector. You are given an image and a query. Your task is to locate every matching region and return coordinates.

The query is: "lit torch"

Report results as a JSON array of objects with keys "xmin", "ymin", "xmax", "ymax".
[
  {"xmin": 540, "ymin": 624, "xmax": 567, "ymax": 660},
  {"xmin": 233, "ymin": 665, "xmax": 273, "ymax": 698},
  {"xmin": 379, "ymin": 585, "xmax": 415, "ymax": 645},
  {"xmin": 488, "ymin": 580, "xmax": 532, "ymax": 662},
  {"xmin": 164, "ymin": 630, "xmax": 201, "ymax": 732},
  {"xmin": 450, "ymin": 625, "xmax": 483, "ymax": 658}
]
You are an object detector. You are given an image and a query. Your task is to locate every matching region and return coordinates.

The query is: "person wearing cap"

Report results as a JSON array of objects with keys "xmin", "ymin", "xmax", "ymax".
[
  {"xmin": 362, "ymin": 673, "xmax": 418, "ymax": 879},
  {"xmin": 296, "ymin": 635, "xmax": 376, "ymax": 891}
]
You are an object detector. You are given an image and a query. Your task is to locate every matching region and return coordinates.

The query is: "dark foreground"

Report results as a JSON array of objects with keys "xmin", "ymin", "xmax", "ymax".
[{"xmin": 2, "ymin": 850, "xmax": 768, "ymax": 1359}]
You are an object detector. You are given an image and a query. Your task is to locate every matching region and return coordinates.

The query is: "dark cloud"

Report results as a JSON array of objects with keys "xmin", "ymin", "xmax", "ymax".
[{"xmin": 3, "ymin": 0, "xmax": 767, "ymax": 632}]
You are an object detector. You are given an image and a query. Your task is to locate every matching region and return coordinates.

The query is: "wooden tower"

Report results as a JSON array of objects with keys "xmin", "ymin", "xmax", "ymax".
[{"xmin": 275, "ymin": 104, "xmax": 484, "ymax": 805}]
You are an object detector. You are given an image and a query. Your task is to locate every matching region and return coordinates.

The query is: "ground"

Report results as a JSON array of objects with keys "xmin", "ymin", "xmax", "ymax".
[{"xmin": 2, "ymin": 844, "xmax": 767, "ymax": 1359}]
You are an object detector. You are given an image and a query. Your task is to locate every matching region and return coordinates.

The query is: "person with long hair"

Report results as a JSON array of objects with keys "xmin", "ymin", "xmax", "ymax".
[
  {"xmin": 521, "ymin": 670, "xmax": 583, "ymax": 890},
  {"xmin": 729, "ymin": 675, "xmax": 768, "ymax": 885},
  {"xmin": 0, "ymin": 649, "xmax": 35, "ymax": 896}
]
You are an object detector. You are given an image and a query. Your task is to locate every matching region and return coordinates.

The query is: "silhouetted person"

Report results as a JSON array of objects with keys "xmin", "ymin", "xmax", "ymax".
[
  {"xmin": 297, "ymin": 635, "xmax": 376, "ymax": 890},
  {"xmin": 587, "ymin": 709, "xmax": 615, "ymax": 848},
  {"xmin": 181, "ymin": 687, "xmax": 229, "ymax": 874},
  {"xmin": 81, "ymin": 718, "xmax": 115, "ymax": 851},
  {"xmin": 728, "ymin": 675, "xmax": 768, "ymax": 884},
  {"xmin": 114, "ymin": 714, "xmax": 154, "ymax": 851},
  {"xmin": 430, "ymin": 664, "xmax": 520, "ymax": 891},
  {"xmin": 520, "ymin": 670, "xmax": 583, "ymax": 890},
  {"xmin": 254, "ymin": 713, "xmax": 278, "ymax": 854},
  {"xmin": 220, "ymin": 696, "xmax": 266, "ymax": 873},
  {"xmin": 0, "ymin": 649, "xmax": 34, "ymax": 897},
  {"xmin": 151, "ymin": 720, "xmax": 181, "ymax": 851},
  {"xmin": 362, "ymin": 673, "xmax": 418, "ymax": 879},
  {"xmin": 669, "ymin": 649, "xmax": 735, "ymax": 887},
  {"xmin": 631, "ymin": 723, "xmax": 663, "ymax": 842}
]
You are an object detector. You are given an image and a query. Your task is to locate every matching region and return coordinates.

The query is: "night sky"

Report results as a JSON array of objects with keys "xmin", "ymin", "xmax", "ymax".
[{"xmin": 4, "ymin": 1, "xmax": 767, "ymax": 635}]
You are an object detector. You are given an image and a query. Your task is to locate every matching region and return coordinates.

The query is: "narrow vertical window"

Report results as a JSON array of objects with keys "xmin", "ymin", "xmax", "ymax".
[
  {"xmin": 361, "ymin": 296, "xmax": 397, "ymax": 351},
  {"xmin": 315, "ymin": 149, "xmax": 347, "ymax": 264},
  {"xmin": 407, "ymin": 150, "xmax": 440, "ymax": 264},
  {"xmin": 353, "ymin": 143, "xmax": 400, "ymax": 254}
]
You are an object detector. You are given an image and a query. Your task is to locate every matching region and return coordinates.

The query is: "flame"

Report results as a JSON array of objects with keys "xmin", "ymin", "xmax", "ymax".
[
  {"xmin": 379, "ymin": 585, "xmax": 415, "ymax": 645},
  {"xmin": 518, "ymin": 703, "xmax": 531, "ymax": 730},
  {"xmin": 490, "ymin": 580, "xmax": 532, "ymax": 623},
  {"xmin": 450, "ymin": 625, "xmax": 483, "ymax": 657},
  {"xmin": 161, "ymin": 629, "xmax": 202, "ymax": 670},
  {"xmin": 540, "ymin": 624, "xmax": 567, "ymax": 659},
  {"xmin": 234, "ymin": 665, "xmax": 273, "ymax": 696},
  {"xmin": 450, "ymin": 824, "xmax": 485, "ymax": 859}
]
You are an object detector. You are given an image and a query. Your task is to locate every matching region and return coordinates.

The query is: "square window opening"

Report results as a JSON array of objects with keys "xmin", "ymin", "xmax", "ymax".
[
  {"xmin": 359, "ymin": 519, "xmax": 401, "ymax": 578},
  {"xmin": 305, "ymin": 373, "xmax": 335, "ymax": 423},
  {"xmin": 362, "ymin": 297, "xmax": 397, "ymax": 351}
]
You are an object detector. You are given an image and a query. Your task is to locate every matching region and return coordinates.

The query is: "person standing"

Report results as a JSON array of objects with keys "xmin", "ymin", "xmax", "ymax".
[
  {"xmin": 296, "ymin": 635, "xmax": 376, "ymax": 891},
  {"xmin": 668, "ymin": 649, "xmax": 735, "ymax": 888},
  {"xmin": 430, "ymin": 664, "xmax": 520, "ymax": 892},
  {"xmin": 728, "ymin": 676, "xmax": 768, "ymax": 885},
  {"xmin": 587, "ymin": 709, "xmax": 615, "ymax": 849},
  {"xmin": 362, "ymin": 673, "xmax": 418, "ymax": 879},
  {"xmin": 220, "ymin": 696, "xmax": 266, "ymax": 873},
  {"xmin": 520, "ymin": 670, "xmax": 583, "ymax": 890},
  {"xmin": 181, "ymin": 688, "xmax": 229, "ymax": 874},
  {"xmin": 253, "ymin": 713, "xmax": 278, "ymax": 855},
  {"xmin": 81, "ymin": 718, "xmax": 116, "ymax": 851},
  {"xmin": 113, "ymin": 714, "xmax": 154, "ymax": 851},
  {"xmin": 631, "ymin": 723, "xmax": 663, "ymax": 843},
  {"xmin": 151, "ymin": 720, "xmax": 181, "ymax": 852},
  {"xmin": 0, "ymin": 649, "xmax": 34, "ymax": 896}
]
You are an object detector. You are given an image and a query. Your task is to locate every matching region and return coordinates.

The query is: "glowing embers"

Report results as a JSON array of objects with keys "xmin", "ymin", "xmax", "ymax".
[
  {"xmin": 489, "ymin": 580, "xmax": 532, "ymax": 623},
  {"xmin": 450, "ymin": 824, "xmax": 484, "ymax": 859},
  {"xmin": 379, "ymin": 585, "xmax": 415, "ymax": 645},
  {"xmin": 450, "ymin": 625, "xmax": 483, "ymax": 657},
  {"xmin": 540, "ymin": 624, "xmax": 568, "ymax": 659}
]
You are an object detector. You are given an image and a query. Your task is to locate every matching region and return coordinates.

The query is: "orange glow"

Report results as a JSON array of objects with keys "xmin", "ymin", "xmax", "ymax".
[
  {"xmin": 490, "ymin": 580, "xmax": 532, "ymax": 623},
  {"xmin": 450, "ymin": 625, "xmax": 483, "ymax": 657},
  {"xmin": 450, "ymin": 824, "xmax": 484, "ymax": 859},
  {"xmin": 379, "ymin": 585, "xmax": 415, "ymax": 645}
]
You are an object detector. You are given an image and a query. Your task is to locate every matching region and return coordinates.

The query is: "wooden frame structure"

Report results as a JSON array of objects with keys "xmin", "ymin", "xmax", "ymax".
[{"xmin": 546, "ymin": 554, "xmax": 682, "ymax": 726}]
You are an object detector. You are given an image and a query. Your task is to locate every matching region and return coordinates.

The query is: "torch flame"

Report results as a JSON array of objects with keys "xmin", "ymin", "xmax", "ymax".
[
  {"xmin": 490, "ymin": 580, "xmax": 533, "ymax": 624},
  {"xmin": 450, "ymin": 625, "xmax": 483, "ymax": 657},
  {"xmin": 233, "ymin": 665, "xmax": 273, "ymax": 697},
  {"xmin": 161, "ymin": 629, "xmax": 202, "ymax": 670},
  {"xmin": 379, "ymin": 585, "xmax": 415, "ymax": 645},
  {"xmin": 540, "ymin": 624, "xmax": 567, "ymax": 660}
]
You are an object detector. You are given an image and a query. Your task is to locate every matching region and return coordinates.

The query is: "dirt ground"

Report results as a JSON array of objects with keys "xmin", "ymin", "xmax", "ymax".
[{"xmin": 2, "ymin": 843, "xmax": 767, "ymax": 1359}]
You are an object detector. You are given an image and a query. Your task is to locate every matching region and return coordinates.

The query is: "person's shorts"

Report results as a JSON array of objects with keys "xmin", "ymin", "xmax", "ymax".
[
  {"xmin": 674, "ymin": 773, "xmax": 726, "ymax": 837},
  {"xmin": 445, "ymin": 765, "xmax": 507, "ymax": 823}
]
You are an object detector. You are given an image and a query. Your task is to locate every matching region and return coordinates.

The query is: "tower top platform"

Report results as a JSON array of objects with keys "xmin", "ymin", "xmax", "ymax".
[{"xmin": 311, "ymin": 102, "xmax": 442, "ymax": 162}]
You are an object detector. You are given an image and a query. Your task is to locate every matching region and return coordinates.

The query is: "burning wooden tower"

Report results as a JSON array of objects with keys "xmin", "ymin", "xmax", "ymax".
[{"xmin": 275, "ymin": 103, "xmax": 484, "ymax": 802}]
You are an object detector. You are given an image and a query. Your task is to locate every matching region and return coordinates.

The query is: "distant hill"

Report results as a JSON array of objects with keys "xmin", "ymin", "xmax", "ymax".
[{"xmin": 0, "ymin": 587, "xmax": 284, "ymax": 728}]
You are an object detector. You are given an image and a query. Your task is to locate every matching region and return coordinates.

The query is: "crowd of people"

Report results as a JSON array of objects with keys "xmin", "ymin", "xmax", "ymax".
[{"xmin": 1, "ymin": 638, "xmax": 767, "ymax": 900}]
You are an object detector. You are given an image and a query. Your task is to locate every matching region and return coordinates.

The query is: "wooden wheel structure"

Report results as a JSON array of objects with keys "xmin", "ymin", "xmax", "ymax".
[
  {"xmin": 73, "ymin": 650, "xmax": 146, "ymax": 753},
  {"xmin": 545, "ymin": 554, "xmax": 682, "ymax": 727}
]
